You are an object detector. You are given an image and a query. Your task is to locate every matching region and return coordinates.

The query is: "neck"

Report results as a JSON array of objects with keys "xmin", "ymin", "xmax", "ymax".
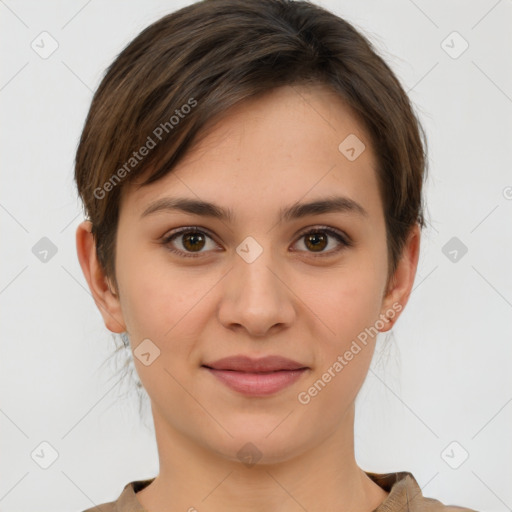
[{"xmin": 136, "ymin": 402, "xmax": 388, "ymax": 512}]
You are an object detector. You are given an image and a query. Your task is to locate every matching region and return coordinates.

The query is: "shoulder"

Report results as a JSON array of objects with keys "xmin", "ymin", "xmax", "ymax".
[
  {"xmin": 80, "ymin": 478, "xmax": 155, "ymax": 512},
  {"xmin": 82, "ymin": 501, "xmax": 116, "ymax": 512},
  {"xmin": 365, "ymin": 471, "xmax": 479, "ymax": 512}
]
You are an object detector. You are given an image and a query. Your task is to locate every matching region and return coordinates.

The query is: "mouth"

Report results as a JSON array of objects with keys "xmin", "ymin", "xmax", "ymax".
[
  {"xmin": 201, "ymin": 355, "xmax": 309, "ymax": 396},
  {"xmin": 202, "ymin": 354, "xmax": 308, "ymax": 372}
]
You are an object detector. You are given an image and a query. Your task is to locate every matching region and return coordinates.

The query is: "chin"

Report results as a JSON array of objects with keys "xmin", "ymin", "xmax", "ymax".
[
  {"xmin": 216, "ymin": 440, "xmax": 300, "ymax": 467},
  {"xmin": 200, "ymin": 419, "xmax": 313, "ymax": 467}
]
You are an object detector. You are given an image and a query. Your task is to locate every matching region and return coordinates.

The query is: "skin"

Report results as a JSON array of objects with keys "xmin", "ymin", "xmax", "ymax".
[{"xmin": 77, "ymin": 83, "xmax": 420, "ymax": 512}]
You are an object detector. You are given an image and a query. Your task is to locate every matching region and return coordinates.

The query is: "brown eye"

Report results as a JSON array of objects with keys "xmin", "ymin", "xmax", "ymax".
[
  {"xmin": 182, "ymin": 231, "xmax": 206, "ymax": 252},
  {"xmin": 304, "ymin": 232, "xmax": 328, "ymax": 252},
  {"xmin": 162, "ymin": 227, "xmax": 219, "ymax": 258},
  {"xmin": 293, "ymin": 227, "xmax": 351, "ymax": 256},
  {"xmin": 161, "ymin": 225, "xmax": 352, "ymax": 259}
]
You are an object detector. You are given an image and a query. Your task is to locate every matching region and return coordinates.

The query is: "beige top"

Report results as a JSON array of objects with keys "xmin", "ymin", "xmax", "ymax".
[{"xmin": 82, "ymin": 471, "xmax": 478, "ymax": 511}]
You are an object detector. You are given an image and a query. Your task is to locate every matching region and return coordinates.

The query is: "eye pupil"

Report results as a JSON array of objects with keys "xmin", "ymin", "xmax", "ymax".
[
  {"xmin": 305, "ymin": 232, "xmax": 327, "ymax": 252},
  {"xmin": 183, "ymin": 232, "xmax": 205, "ymax": 251}
]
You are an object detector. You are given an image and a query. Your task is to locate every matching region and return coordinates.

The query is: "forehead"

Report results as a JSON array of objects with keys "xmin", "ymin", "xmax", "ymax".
[{"xmin": 121, "ymin": 84, "xmax": 382, "ymax": 224}]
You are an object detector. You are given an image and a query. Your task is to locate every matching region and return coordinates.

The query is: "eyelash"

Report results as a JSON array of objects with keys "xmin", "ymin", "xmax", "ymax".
[{"xmin": 161, "ymin": 225, "xmax": 353, "ymax": 259}]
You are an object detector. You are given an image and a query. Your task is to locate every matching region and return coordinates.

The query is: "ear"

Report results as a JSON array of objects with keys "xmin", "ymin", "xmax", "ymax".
[
  {"xmin": 378, "ymin": 223, "xmax": 421, "ymax": 332},
  {"xmin": 75, "ymin": 220, "xmax": 126, "ymax": 333}
]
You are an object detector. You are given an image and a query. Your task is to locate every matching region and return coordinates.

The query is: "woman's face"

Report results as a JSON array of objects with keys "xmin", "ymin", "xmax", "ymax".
[{"xmin": 85, "ymin": 83, "xmax": 419, "ymax": 464}]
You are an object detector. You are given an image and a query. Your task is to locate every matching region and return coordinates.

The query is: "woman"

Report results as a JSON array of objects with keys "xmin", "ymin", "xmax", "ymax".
[{"xmin": 74, "ymin": 0, "xmax": 477, "ymax": 510}]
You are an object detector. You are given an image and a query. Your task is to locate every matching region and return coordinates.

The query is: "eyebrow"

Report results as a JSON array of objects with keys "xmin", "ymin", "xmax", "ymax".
[{"xmin": 141, "ymin": 195, "xmax": 368, "ymax": 222}]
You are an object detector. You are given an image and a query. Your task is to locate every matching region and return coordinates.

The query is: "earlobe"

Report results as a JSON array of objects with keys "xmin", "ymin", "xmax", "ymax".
[
  {"xmin": 378, "ymin": 224, "xmax": 421, "ymax": 332},
  {"xmin": 75, "ymin": 220, "xmax": 126, "ymax": 333}
]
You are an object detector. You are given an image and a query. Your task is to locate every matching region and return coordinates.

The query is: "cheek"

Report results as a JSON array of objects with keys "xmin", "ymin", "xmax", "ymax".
[
  {"xmin": 117, "ymin": 256, "xmax": 209, "ymax": 404},
  {"xmin": 116, "ymin": 244, "xmax": 196, "ymax": 335},
  {"xmin": 298, "ymin": 253, "xmax": 384, "ymax": 391},
  {"xmin": 295, "ymin": 271, "xmax": 383, "ymax": 426},
  {"xmin": 305, "ymin": 259, "xmax": 384, "ymax": 345},
  {"xmin": 116, "ymin": 250, "xmax": 220, "ymax": 386}
]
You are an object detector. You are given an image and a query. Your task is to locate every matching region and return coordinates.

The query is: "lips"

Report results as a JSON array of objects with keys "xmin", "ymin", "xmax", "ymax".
[
  {"xmin": 202, "ymin": 355, "xmax": 309, "ymax": 396},
  {"xmin": 202, "ymin": 354, "xmax": 308, "ymax": 373}
]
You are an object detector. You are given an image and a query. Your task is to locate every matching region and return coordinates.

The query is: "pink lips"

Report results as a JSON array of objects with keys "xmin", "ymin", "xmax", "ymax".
[{"xmin": 202, "ymin": 355, "xmax": 309, "ymax": 396}]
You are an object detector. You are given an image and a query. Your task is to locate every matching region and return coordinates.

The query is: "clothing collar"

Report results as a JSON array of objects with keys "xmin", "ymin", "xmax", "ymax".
[{"xmin": 111, "ymin": 471, "xmax": 431, "ymax": 512}]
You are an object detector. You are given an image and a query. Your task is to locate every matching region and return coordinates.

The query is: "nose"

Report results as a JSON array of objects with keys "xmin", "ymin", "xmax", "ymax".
[{"xmin": 217, "ymin": 242, "xmax": 296, "ymax": 338}]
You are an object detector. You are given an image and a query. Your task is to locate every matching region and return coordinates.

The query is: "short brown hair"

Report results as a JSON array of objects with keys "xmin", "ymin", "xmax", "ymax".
[{"xmin": 74, "ymin": 0, "xmax": 428, "ymax": 293}]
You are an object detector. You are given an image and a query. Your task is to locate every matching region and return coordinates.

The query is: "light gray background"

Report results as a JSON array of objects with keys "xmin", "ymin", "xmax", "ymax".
[{"xmin": 1, "ymin": 1, "xmax": 511, "ymax": 511}]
